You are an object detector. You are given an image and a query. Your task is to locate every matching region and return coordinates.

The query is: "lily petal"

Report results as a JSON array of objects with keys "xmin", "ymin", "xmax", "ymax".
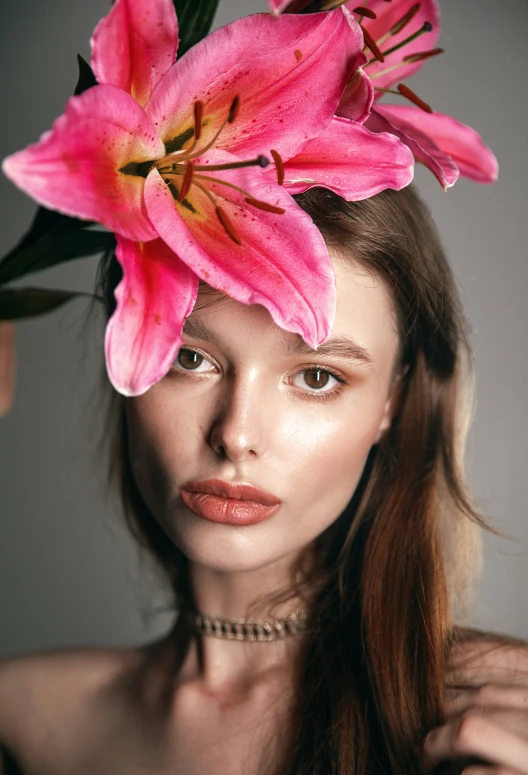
[
  {"xmin": 143, "ymin": 160, "xmax": 336, "ymax": 348},
  {"xmin": 365, "ymin": 106, "xmax": 459, "ymax": 189},
  {"xmin": 374, "ymin": 104, "xmax": 499, "ymax": 183},
  {"xmin": 336, "ymin": 65, "xmax": 374, "ymax": 124},
  {"xmin": 273, "ymin": 115, "xmax": 414, "ymax": 197},
  {"xmin": 350, "ymin": 0, "xmax": 440, "ymax": 92},
  {"xmin": 105, "ymin": 236, "xmax": 198, "ymax": 396},
  {"xmin": 91, "ymin": 0, "xmax": 178, "ymax": 107},
  {"xmin": 2, "ymin": 85, "xmax": 164, "ymax": 241},
  {"xmin": 146, "ymin": 10, "xmax": 366, "ymax": 162}
]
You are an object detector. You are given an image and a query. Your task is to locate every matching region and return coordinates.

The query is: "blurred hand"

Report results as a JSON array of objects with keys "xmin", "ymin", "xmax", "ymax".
[
  {"xmin": 0, "ymin": 321, "xmax": 15, "ymax": 418},
  {"xmin": 420, "ymin": 637, "xmax": 528, "ymax": 773}
]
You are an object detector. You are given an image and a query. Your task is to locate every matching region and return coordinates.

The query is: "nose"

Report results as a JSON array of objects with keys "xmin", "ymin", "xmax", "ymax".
[{"xmin": 209, "ymin": 373, "xmax": 267, "ymax": 462}]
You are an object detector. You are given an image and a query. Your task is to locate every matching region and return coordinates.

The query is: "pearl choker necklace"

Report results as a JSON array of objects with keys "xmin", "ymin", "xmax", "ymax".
[{"xmin": 186, "ymin": 607, "xmax": 307, "ymax": 641}]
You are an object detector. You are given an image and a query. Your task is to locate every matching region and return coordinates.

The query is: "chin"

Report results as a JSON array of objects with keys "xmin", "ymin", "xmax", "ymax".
[{"xmin": 165, "ymin": 507, "xmax": 305, "ymax": 575}]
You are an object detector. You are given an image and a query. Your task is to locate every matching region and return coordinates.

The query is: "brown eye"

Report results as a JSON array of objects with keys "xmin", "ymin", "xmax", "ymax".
[
  {"xmin": 303, "ymin": 369, "xmax": 330, "ymax": 390},
  {"xmin": 177, "ymin": 348, "xmax": 204, "ymax": 370}
]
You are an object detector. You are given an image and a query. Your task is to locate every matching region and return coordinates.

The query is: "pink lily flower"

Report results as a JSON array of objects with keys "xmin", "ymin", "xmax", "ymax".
[
  {"xmin": 2, "ymin": 1, "xmax": 413, "ymax": 396},
  {"xmin": 338, "ymin": 0, "xmax": 498, "ymax": 189},
  {"xmin": 269, "ymin": 0, "xmax": 498, "ymax": 189}
]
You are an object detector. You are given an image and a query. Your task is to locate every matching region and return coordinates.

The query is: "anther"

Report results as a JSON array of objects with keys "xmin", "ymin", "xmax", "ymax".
[
  {"xmin": 362, "ymin": 26, "xmax": 385, "ymax": 62},
  {"xmin": 245, "ymin": 198, "xmax": 285, "ymax": 214},
  {"xmin": 403, "ymin": 47, "xmax": 444, "ymax": 63},
  {"xmin": 390, "ymin": 3, "xmax": 421, "ymax": 36},
  {"xmin": 194, "ymin": 101, "xmax": 204, "ymax": 142},
  {"xmin": 353, "ymin": 7, "xmax": 377, "ymax": 19},
  {"xmin": 271, "ymin": 149, "xmax": 285, "ymax": 186},
  {"xmin": 178, "ymin": 162, "xmax": 194, "ymax": 202},
  {"xmin": 381, "ymin": 22, "xmax": 433, "ymax": 59},
  {"xmin": 228, "ymin": 96, "xmax": 240, "ymax": 124},
  {"xmin": 216, "ymin": 206, "xmax": 242, "ymax": 244},
  {"xmin": 397, "ymin": 83, "xmax": 432, "ymax": 113}
]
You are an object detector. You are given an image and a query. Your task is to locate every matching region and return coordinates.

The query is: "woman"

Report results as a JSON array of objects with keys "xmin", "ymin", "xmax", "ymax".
[
  {"xmin": 1, "ymin": 1, "xmax": 527, "ymax": 773},
  {"xmin": 2, "ymin": 184, "xmax": 528, "ymax": 774}
]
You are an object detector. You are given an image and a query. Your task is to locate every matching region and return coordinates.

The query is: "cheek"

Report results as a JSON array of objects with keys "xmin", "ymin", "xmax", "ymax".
[
  {"xmin": 274, "ymin": 393, "xmax": 384, "ymax": 528},
  {"xmin": 125, "ymin": 393, "xmax": 204, "ymax": 518}
]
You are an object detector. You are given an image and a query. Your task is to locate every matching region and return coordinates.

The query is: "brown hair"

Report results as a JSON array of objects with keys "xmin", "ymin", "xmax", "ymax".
[{"xmin": 95, "ymin": 184, "xmax": 503, "ymax": 774}]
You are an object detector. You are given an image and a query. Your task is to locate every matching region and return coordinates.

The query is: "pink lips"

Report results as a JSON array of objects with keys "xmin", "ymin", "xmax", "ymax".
[{"xmin": 179, "ymin": 479, "xmax": 281, "ymax": 526}]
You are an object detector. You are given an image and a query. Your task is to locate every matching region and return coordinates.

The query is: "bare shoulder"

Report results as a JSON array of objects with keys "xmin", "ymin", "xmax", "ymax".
[
  {"xmin": 0, "ymin": 644, "xmax": 144, "ymax": 773},
  {"xmin": 447, "ymin": 626, "xmax": 528, "ymax": 686}
]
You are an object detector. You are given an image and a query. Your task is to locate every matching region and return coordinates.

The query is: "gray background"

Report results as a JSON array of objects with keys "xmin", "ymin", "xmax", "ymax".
[{"xmin": 0, "ymin": 0, "xmax": 527, "ymax": 657}]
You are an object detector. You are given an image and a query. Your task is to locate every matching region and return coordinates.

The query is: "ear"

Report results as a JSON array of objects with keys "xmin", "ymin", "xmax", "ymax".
[{"xmin": 374, "ymin": 368, "xmax": 407, "ymax": 443}]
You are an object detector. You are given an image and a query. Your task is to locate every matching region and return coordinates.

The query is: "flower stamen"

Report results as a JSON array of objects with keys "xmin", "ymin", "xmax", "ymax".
[
  {"xmin": 178, "ymin": 161, "xmax": 194, "ymax": 202},
  {"xmin": 192, "ymin": 173, "xmax": 257, "ymax": 198},
  {"xmin": 216, "ymin": 205, "xmax": 242, "ymax": 245},
  {"xmin": 271, "ymin": 149, "xmax": 285, "ymax": 186},
  {"xmin": 390, "ymin": 3, "xmax": 421, "ymax": 36},
  {"xmin": 397, "ymin": 83, "xmax": 432, "ymax": 112},
  {"xmin": 353, "ymin": 6, "xmax": 377, "ymax": 19},
  {"xmin": 381, "ymin": 21, "xmax": 433, "ymax": 59},
  {"xmin": 244, "ymin": 198, "xmax": 285, "ymax": 214},
  {"xmin": 361, "ymin": 25, "xmax": 385, "ymax": 62},
  {"xmin": 194, "ymin": 101, "xmax": 204, "ymax": 142},
  {"xmin": 373, "ymin": 84, "xmax": 432, "ymax": 112},
  {"xmin": 183, "ymin": 96, "xmax": 241, "ymax": 162},
  {"xmin": 403, "ymin": 47, "xmax": 444, "ymax": 63}
]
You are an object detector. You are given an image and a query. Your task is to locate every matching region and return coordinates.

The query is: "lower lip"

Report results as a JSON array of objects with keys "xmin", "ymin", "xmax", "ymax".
[{"xmin": 180, "ymin": 490, "xmax": 280, "ymax": 526}]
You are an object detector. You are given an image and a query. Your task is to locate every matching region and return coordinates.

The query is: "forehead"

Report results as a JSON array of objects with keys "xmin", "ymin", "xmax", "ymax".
[{"xmin": 186, "ymin": 256, "xmax": 399, "ymax": 368}]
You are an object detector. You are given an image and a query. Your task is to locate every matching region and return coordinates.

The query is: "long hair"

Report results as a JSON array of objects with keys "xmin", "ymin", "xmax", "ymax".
[{"xmin": 95, "ymin": 184, "xmax": 503, "ymax": 774}]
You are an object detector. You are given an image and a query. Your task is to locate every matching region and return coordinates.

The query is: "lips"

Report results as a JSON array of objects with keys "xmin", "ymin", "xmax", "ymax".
[{"xmin": 179, "ymin": 479, "xmax": 281, "ymax": 526}]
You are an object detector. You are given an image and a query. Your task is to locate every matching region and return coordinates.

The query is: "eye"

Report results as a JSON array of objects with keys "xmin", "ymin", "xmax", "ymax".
[
  {"xmin": 292, "ymin": 367, "xmax": 343, "ymax": 393},
  {"xmin": 173, "ymin": 347, "xmax": 215, "ymax": 373}
]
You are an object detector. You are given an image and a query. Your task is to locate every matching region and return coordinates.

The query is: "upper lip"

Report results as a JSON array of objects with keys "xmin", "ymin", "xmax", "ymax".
[{"xmin": 180, "ymin": 479, "xmax": 281, "ymax": 506}]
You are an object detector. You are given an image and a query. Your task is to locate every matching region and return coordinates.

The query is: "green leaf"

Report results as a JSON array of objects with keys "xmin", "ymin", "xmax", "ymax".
[
  {"xmin": 0, "ymin": 287, "xmax": 102, "ymax": 321},
  {"xmin": 0, "ymin": 215, "xmax": 116, "ymax": 285},
  {"xmin": 74, "ymin": 54, "xmax": 98, "ymax": 96},
  {"xmin": 174, "ymin": 0, "xmax": 220, "ymax": 57}
]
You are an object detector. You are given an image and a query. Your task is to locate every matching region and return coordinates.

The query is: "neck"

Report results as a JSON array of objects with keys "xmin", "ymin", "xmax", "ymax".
[{"xmin": 163, "ymin": 553, "xmax": 308, "ymax": 691}]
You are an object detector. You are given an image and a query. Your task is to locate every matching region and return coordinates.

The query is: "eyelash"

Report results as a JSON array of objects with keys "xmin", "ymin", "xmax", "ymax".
[{"xmin": 170, "ymin": 348, "xmax": 348, "ymax": 401}]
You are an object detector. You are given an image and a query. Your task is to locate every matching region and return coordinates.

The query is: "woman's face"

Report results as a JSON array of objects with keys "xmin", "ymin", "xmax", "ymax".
[{"xmin": 125, "ymin": 257, "xmax": 401, "ymax": 573}]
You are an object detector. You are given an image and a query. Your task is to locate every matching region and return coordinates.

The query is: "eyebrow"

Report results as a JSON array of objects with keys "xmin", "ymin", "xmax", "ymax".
[
  {"xmin": 285, "ymin": 335, "xmax": 373, "ymax": 365},
  {"xmin": 183, "ymin": 317, "xmax": 373, "ymax": 366}
]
